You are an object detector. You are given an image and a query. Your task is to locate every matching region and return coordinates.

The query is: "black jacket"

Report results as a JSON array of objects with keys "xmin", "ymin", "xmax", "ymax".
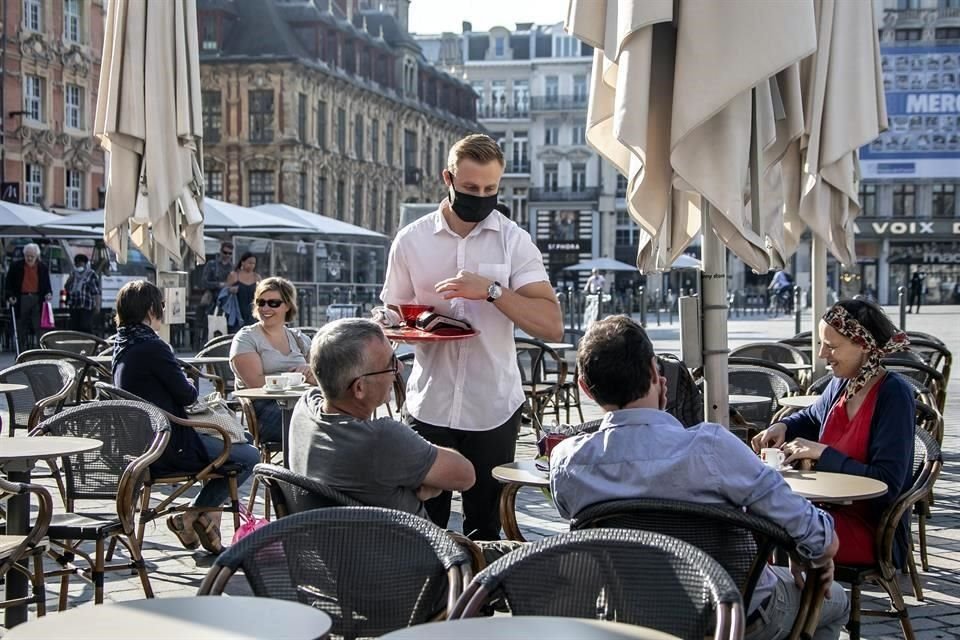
[
  {"xmin": 114, "ymin": 340, "xmax": 209, "ymax": 475},
  {"xmin": 5, "ymin": 259, "xmax": 53, "ymax": 299}
]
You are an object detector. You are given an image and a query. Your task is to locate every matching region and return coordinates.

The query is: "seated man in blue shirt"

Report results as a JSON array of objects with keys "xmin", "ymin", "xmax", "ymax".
[{"xmin": 550, "ymin": 316, "xmax": 849, "ymax": 640}]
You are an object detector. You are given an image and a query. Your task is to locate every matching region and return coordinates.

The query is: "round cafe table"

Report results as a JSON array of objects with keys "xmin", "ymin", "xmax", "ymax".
[
  {"xmin": 180, "ymin": 356, "xmax": 231, "ymax": 366},
  {"xmin": 233, "ymin": 386, "xmax": 312, "ymax": 466},
  {"xmin": 781, "ymin": 470, "xmax": 887, "ymax": 504},
  {"xmin": 729, "ymin": 394, "xmax": 771, "ymax": 406},
  {"xmin": 0, "ymin": 382, "xmax": 28, "ymax": 394},
  {"xmin": 492, "ymin": 461, "xmax": 550, "ymax": 542},
  {"xmin": 777, "ymin": 395, "xmax": 820, "ymax": 409},
  {"xmin": 0, "ymin": 436, "xmax": 103, "ymax": 628},
  {"xmin": 381, "ymin": 616, "xmax": 680, "ymax": 640},
  {"xmin": 3, "ymin": 596, "xmax": 333, "ymax": 640}
]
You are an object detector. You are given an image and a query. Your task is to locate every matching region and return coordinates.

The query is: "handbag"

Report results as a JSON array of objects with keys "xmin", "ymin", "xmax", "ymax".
[
  {"xmin": 185, "ymin": 391, "xmax": 247, "ymax": 443},
  {"xmin": 40, "ymin": 301, "xmax": 55, "ymax": 329},
  {"xmin": 231, "ymin": 504, "xmax": 270, "ymax": 545},
  {"xmin": 207, "ymin": 311, "xmax": 228, "ymax": 338}
]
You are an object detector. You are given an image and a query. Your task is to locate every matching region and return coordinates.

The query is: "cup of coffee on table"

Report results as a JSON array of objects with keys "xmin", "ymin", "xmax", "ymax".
[
  {"xmin": 760, "ymin": 447, "xmax": 785, "ymax": 469},
  {"xmin": 282, "ymin": 372, "xmax": 305, "ymax": 388},
  {"xmin": 264, "ymin": 375, "xmax": 284, "ymax": 391}
]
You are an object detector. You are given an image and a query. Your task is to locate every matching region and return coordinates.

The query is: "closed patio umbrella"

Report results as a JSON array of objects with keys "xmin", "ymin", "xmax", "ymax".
[{"xmin": 95, "ymin": 0, "xmax": 204, "ymax": 265}]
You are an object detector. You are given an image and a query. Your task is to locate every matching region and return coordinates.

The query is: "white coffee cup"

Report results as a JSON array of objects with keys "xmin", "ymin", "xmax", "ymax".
[
  {"xmin": 760, "ymin": 447, "xmax": 785, "ymax": 469},
  {"xmin": 264, "ymin": 375, "xmax": 284, "ymax": 390},
  {"xmin": 282, "ymin": 372, "xmax": 305, "ymax": 388}
]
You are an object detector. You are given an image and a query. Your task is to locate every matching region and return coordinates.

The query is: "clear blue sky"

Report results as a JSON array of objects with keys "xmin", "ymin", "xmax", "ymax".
[{"xmin": 407, "ymin": 0, "xmax": 568, "ymax": 35}]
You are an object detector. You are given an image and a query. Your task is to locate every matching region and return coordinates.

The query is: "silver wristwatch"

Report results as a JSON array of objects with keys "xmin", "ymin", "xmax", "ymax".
[{"xmin": 486, "ymin": 280, "xmax": 502, "ymax": 303}]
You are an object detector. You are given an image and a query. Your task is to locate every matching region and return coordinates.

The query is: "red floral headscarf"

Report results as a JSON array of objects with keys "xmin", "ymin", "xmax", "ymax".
[{"xmin": 822, "ymin": 305, "xmax": 909, "ymax": 399}]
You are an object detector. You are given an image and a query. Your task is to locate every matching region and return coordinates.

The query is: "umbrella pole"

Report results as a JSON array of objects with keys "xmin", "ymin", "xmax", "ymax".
[
  {"xmin": 701, "ymin": 202, "xmax": 729, "ymax": 426},
  {"xmin": 810, "ymin": 235, "xmax": 827, "ymax": 379}
]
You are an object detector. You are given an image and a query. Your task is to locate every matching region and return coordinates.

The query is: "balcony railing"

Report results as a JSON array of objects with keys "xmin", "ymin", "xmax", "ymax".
[
  {"xmin": 530, "ymin": 94, "xmax": 589, "ymax": 112},
  {"xmin": 504, "ymin": 161, "xmax": 530, "ymax": 174},
  {"xmin": 477, "ymin": 104, "xmax": 530, "ymax": 119},
  {"xmin": 530, "ymin": 186, "xmax": 600, "ymax": 202},
  {"xmin": 404, "ymin": 167, "xmax": 422, "ymax": 185}
]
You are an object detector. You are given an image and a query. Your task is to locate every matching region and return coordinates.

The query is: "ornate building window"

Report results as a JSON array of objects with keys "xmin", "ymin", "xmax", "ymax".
[
  {"xmin": 24, "ymin": 163, "xmax": 44, "ymax": 205},
  {"xmin": 203, "ymin": 91, "xmax": 221, "ymax": 142},
  {"xmin": 385, "ymin": 188, "xmax": 394, "ymax": 234},
  {"xmin": 206, "ymin": 171, "xmax": 223, "ymax": 200},
  {"xmin": 299, "ymin": 172, "xmax": 307, "ymax": 209},
  {"xmin": 336, "ymin": 108, "xmax": 346, "ymax": 152},
  {"xmin": 298, "ymin": 93, "xmax": 307, "ymax": 143},
  {"xmin": 248, "ymin": 90, "xmax": 274, "ymax": 143},
  {"xmin": 371, "ymin": 119, "xmax": 379, "ymax": 162},
  {"xmin": 353, "ymin": 180, "xmax": 363, "ymax": 226},
  {"xmin": 65, "ymin": 169, "xmax": 83, "ymax": 209},
  {"xmin": 317, "ymin": 100, "xmax": 328, "ymax": 149},
  {"xmin": 64, "ymin": 0, "xmax": 82, "ymax": 43},
  {"xmin": 23, "ymin": 0, "xmax": 42, "ymax": 32},
  {"xmin": 892, "ymin": 183, "xmax": 915, "ymax": 217},
  {"xmin": 24, "ymin": 75, "xmax": 44, "ymax": 123},
  {"xmin": 248, "ymin": 170, "xmax": 274, "ymax": 206},
  {"xmin": 65, "ymin": 84, "xmax": 83, "ymax": 129},
  {"xmin": 385, "ymin": 122, "xmax": 394, "ymax": 163},
  {"xmin": 933, "ymin": 183, "xmax": 956, "ymax": 218},
  {"xmin": 354, "ymin": 115, "xmax": 363, "ymax": 160},
  {"xmin": 316, "ymin": 175, "xmax": 327, "ymax": 215},
  {"xmin": 571, "ymin": 163, "xmax": 587, "ymax": 192},
  {"xmin": 858, "ymin": 183, "xmax": 876, "ymax": 217},
  {"xmin": 335, "ymin": 179, "xmax": 345, "ymax": 220}
]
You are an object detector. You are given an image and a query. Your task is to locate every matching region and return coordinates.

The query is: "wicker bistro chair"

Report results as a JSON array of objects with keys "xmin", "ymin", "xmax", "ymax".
[
  {"xmin": 906, "ymin": 339, "xmax": 952, "ymax": 381},
  {"xmin": 514, "ymin": 338, "xmax": 565, "ymax": 435},
  {"xmin": 570, "ymin": 499, "xmax": 824, "ymax": 640},
  {"xmin": 202, "ymin": 332, "xmax": 235, "ymax": 350},
  {"xmin": 731, "ymin": 342, "xmax": 811, "ymax": 366},
  {"xmin": 0, "ymin": 360, "xmax": 76, "ymax": 437},
  {"xmin": 194, "ymin": 341, "xmax": 236, "ymax": 397},
  {"xmin": 727, "ymin": 358, "xmax": 801, "ymax": 429},
  {"xmin": 882, "ymin": 357, "xmax": 947, "ymax": 414},
  {"xmin": 238, "ymin": 397, "xmax": 283, "ymax": 518},
  {"xmin": 253, "ymin": 463, "xmax": 362, "ymax": 518},
  {"xmin": 31, "ymin": 401, "xmax": 168, "ymax": 607},
  {"xmin": 93, "ymin": 383, "xmax": 242, "ymax": 547},
  {"xmin": 198, "ymin": 507, "xmax": 473, "ymax": 640},
  {"xmin": 912, "ymin": 403, "xmax": 943, "ymax": 577},
  {"xmin": 16, "ymin": 349, "xmax": 112, "ymax": 405},
  {"xmin": 835, "ymin": 428, "xmax": 942, "ymax": 640},
  {"xmin": 450, "ymin": 528, "xmax": 744, "ymax": 640},
  {"xmin": 176, "ymin": 358, "xmax": 227, "ymax": 398},
  {"xmin": 39, "ymin": 330, "xmax": 110, "ymax": 356},
  {"xmin": 0, "ymin": 476, "xmax": 53, "ymax": 617}
]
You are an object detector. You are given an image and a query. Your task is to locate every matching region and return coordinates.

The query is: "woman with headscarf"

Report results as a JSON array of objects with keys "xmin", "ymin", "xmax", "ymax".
[{"xmin": 752, "ymin": 299, "xmax": 915, "ymax": 567}]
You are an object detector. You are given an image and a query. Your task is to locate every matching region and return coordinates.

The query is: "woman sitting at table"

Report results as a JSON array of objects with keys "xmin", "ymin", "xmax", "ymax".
[
  {"xmin": 753, "ymin": 299, "xmax": 915, "ymax": 567},
  {"xmin": 112, "ymin": 280, "xmax": 260, "ymax": 554},
  {"xmin": 230, "ymin": 277, "xmax": 315, "ymax": 443}
]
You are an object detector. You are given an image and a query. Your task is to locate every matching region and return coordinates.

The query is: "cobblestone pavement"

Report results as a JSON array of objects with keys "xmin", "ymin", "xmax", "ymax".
[{"xmin": 1, "ymin": 306, "xmax": 958, "ymax": 638}]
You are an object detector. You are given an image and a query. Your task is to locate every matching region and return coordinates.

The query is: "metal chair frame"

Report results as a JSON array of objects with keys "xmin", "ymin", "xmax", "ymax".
[
  {"xmin": 39, "ymin": 330, "xmax": 110, "ymax": 356},
  {"xmin": 0, "ymin": 477, "xmax": 52, "ymax": 617}
]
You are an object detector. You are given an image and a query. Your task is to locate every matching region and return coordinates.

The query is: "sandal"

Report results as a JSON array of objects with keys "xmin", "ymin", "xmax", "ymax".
[
  {"xmin": 167, "ymin": 514, "xmax": 199, "ymax": 550},
  {"xmin": 192, "ymin": 512, "xmax": 224, "ymax": 555}
]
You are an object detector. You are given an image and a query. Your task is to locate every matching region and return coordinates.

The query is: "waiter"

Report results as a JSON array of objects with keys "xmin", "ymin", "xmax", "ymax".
[
  {"xmin": 381, "ymin": 134, "xmax": 563, "ymax": 540},
  {"xmin": 5, "ymin": 243, "xmax": 53, "ymax": 350}
]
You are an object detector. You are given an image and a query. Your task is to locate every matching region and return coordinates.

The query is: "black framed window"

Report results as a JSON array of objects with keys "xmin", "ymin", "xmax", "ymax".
[
  {"xmin": 335, "ymin": 180, "xmax": 345, "ymax": 220},
  {"xmin": 371, "ymin": 119, "xmax": 379, "ymax": 162},
  {"xmin": 859, "ymin": 183, "xmax": 877, "ymax": 217},
  {"xmin": 298, "ymin": 93, "xmax": 307, "ymax": 142},
  {"xmin": 892, "ymin": 183, "xmax": 916, "ymax": 217},
  {"xmin": 354, "ymin": 116, "xmax": 364, "ymax": 160},
  {"xmin": 205, "ymin": 171, "xmax": 223, "ymax": 199},
  {"xmin": 316, "ymin": 176, "xmax": 327, "ymax": 215},
  {"xmin": 353, "ymin": 180, "xmax": 364, "ymax": 226},
  {"xmin": 932, "ymin": 183, "xmax": 956, "ymax": 218},
  {"xmin": 317, "ymin": 101, "xmax": 328, "ymax": 149},
  {"xmin": 337, "ymin": 108, "xmax": 346, "ymax": 151},
  {"xmin": 385, "ymin": 122, "xmax": 395, "ymax": 163},
  {"xmin": 202, "ymin": 90, "xmax": 222, "ymax": 142},
  {"xmin": 248, "ymin": 90, "xmax": 274, "ymax": 143},
  {"xmin": 248, "ymin": 170, "xmax": 274, "ymax": 206}
]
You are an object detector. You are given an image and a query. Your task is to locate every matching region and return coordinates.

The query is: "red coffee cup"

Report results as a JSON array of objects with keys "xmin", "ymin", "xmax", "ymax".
[{"xmin": 537, "ymin": 433, "xmax": 567, "ymax": 458}]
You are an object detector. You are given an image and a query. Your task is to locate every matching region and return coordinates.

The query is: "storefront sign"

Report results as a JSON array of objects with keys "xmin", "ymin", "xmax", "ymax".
[
  {"xmin": 859, "ymin": 45, "xmax": 960, "ymax": 180},
  {"xmin": 888, "ymin": 241, "xmax": 960, "ymax": 264},
  {"xmin": 854, "ymin": 218, "xmax": 960, "ymax": 238},
  {"xmin": 537, "ymin": 239, "xmax": 591, "ymax": 253}
]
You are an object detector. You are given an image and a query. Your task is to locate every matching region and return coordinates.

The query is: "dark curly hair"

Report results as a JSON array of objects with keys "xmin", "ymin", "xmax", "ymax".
[{"xmin": 577, "ymin": 315, "xmax": 656, "ymax": 408}]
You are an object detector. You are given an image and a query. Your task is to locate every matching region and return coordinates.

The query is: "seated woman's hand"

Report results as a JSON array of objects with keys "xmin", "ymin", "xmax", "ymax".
[
  {"xmin": 751, "ymin": 422, "xmax": 787, "ymax": 452},
  {"xmin": 782, "ymin": 437, "xmax": 828, "ymax": 465}
]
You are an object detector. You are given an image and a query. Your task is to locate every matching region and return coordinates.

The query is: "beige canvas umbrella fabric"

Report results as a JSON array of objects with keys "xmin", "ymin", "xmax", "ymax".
[
  {"xmin": 567, "ymin": 0, "xmax": 817, "ymax": 273},
  {"xmin": 781, "ymin": 0, "xmax": 888, "ymax": 265},
  {"xmin": 95, "ymin": 0, "xmax": 204, "ymax": 265}
]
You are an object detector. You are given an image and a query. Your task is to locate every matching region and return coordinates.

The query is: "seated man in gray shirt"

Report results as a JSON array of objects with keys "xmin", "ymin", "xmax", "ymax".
[
  {"xmin": 550, "ymin": 316, "xmax": 849, "ymax": 640},
  {"xmin": 288, "ymin": 318, "xmax": 475, "ymax": 518}
]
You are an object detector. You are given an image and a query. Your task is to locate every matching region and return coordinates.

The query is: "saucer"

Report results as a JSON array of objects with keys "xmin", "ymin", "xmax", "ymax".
[
  {"xmin": 285, "ymin": 384, "xmax": 311, "ymax": 391},
  {"xmin": 262, "ymin": 386, "xmax": 286, "ymax": 393}
]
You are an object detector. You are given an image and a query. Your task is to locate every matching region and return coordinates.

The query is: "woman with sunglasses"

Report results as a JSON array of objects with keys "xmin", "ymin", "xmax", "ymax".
[
  {"xmin": 225, "ymin": 252, "xmax": 262, "ymax": 332},
  {"xmin": 230, "ymin": 277, "xmax": 315, "ymax": 443},
  {"xmin": 113, "ymin": 280, "xmax": 260, "ymax": 554}
]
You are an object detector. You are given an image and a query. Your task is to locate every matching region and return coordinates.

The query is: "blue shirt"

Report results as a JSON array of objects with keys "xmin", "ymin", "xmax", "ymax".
[{"xmin": 550, "ymin": 408, "xmax": 835, "ymax": 612}]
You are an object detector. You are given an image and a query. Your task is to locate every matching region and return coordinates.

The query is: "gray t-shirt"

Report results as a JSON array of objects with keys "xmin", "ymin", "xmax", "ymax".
[
  {"xmin": 229, "ymin": 324, "xmax": 311, "ymax": 389},
  {"xmin": 288, "ymin": 389, "xmax": 437, "ymax": 516}
]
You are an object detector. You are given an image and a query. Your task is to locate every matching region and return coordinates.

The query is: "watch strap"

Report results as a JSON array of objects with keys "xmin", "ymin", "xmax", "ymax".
[{"xmin": 486, "ymin": 280, "xmax": 502, "ymax": 303}]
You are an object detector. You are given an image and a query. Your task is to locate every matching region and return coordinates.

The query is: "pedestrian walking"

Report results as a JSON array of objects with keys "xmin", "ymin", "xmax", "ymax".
[
  {"xmin": 908, "ymin": 271, "xmax": 924, "ymax": 313},
  {"xmin": 5, "ymin": 243, "xmax": 53, "ymax": 350},
  {"xmin": 63, "ymin": 254, "xmax": 101, "ymax": 333}
]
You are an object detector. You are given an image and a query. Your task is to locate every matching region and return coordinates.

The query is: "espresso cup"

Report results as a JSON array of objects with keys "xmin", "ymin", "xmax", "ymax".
[
  {"xmin": 282, "ymin": 372, "xmax": 305, "ymax": 388},
  {"xmin": 264, "ymin": 375, "xmax": 284, "ymax": 390},
  {"xmin": 760, "ymin": 447, "xmax": 785, "ymax": 469}
]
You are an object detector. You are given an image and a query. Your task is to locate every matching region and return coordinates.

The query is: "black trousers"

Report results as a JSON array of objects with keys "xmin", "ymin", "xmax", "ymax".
[
  {"xmin": 408, "ymin": 406, "xmax": 521, "ymax": 541},
  {"xmin": 16, "ymin": 294, "xmax": 41, "ymax": 350},
  {"xmin": 908, "ymin": 288, "xmax": 922, "ymax": 312},
  {"xmin": 69, "ymin": 307, "xmax": 94, "ymax": 333}
]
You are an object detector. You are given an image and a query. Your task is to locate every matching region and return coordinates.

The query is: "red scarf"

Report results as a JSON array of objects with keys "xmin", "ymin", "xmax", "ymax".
[{"xmin": 821, "ymin": 375, "xmax": 885, "ymax": 464}]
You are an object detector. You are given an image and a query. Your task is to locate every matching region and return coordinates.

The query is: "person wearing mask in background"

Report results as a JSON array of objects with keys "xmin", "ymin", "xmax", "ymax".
[
  {"xmin": 5, "ymin": 243, "xmax": 52, "ymax": 350},
  {"xmin": 202, "ymin": 242, "xmax": 234, "ymax": 314},
  {"xmin": 381, "ymin": 134, "xmax": 563, "ymax": 541},
  {"xmin": 63, "ymin": 254, "xmax": 101, "ymax": 333}
]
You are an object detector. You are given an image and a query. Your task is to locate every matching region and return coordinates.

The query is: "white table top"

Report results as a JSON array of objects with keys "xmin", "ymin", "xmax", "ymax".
[
  {"xmin": 0, "ymin": 383, "xmax": 28, "ymax": 394},
  {"xmin": 0, "ymin": 436, "xmax": 102, "ymax": 462},
  {"xmin": 777, "ymin": 395, "xmax": 820, "ymax": 409},
  {"xmin": 382, "ymin": 616, "xmax": 680, "ymax": 640},
  {"xmin": 232, "ymin": 386, "xmax": 313, "ymax": 401},
  {"xmin": 493, "ymin": 460, "xmax": 550, "ymax": 487},
  {"xmin": 181, "ymin": 356, "xmax": 231, "ymax": 366},
  {"xmin": 729, "ymin": 394, "xmax": 772, "ymax": 406},
  {"xmin": 779, "ymin": 362, "xmax": 812, "ymax": 371},
  {"xmin": 781, "ymin": 470, "xmax": 888, "ymax": 504},
  {"xmin": 3, "ymin": 596, "xmax": 333, "ymax": 640}
]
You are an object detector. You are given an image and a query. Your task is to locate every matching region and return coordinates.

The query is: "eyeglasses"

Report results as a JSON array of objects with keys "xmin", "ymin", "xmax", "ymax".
[
  {"xmin": 347, "ymin": 355, "xmax": 402, "ymax": 390},
  {"xmin": 256, "ymin": 298, "xmax": 284, "ymax": 308},
  {"xmin": 221, "ymin": 251, "xmax": 233, "ymax": 256}
]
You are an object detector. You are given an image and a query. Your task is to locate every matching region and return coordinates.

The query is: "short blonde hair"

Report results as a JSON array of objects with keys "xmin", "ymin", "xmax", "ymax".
[
  {"xmin": 253, "ymin": 277, "xmax": 298, "ymax": 323},
  {"xmin": 446, "ymin": 134, "xmax": 504, "ymax": 174}
]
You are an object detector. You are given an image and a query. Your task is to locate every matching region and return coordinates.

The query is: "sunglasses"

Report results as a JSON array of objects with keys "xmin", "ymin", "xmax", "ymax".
[
  {"xmin": 221, "ymin": 251, "xmax": 233, "ymax": 256},
  {"xmin": 347, "ymin": 355, "xmax": 402, "ymax": 391},
  {"xmin": 256, "ymin": 299, "xmax": 284, "ymax": 308}
]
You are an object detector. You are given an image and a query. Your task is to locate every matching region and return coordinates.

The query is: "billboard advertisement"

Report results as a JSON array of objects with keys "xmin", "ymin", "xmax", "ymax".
[{"xmin": 859, "ymin": 45, "xmax": 960, "ymax": 180}]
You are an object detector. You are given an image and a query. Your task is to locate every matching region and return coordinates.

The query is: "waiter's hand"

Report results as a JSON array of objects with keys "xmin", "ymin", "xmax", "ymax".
[{"xmin": 435, "ymin": 271, "xmax": 492, "ymax": 301}]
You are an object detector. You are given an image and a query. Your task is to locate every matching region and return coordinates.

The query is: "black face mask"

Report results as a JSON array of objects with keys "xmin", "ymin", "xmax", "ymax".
[{"xmin": 449, "ymin": 184, "xmax": 497, "ymax": 224}]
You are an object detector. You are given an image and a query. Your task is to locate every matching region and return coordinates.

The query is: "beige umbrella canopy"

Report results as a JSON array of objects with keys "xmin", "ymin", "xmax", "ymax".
[
  {"xmin": 567, "ymin": 0, "xmax": 818, "ymax": 274},
  {"xmin": 95, "ymin": 0, "xmax": 205, "ymax": 266}
]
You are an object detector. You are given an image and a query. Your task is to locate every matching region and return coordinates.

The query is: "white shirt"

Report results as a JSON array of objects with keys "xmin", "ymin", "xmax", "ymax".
[
  {"xmin": 381, "ymin": 207, "xmax": 550, "ymax": 431},
  {"xmin": 584, "ymin": 274, "xmax": 606, "ymax": 294}
]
